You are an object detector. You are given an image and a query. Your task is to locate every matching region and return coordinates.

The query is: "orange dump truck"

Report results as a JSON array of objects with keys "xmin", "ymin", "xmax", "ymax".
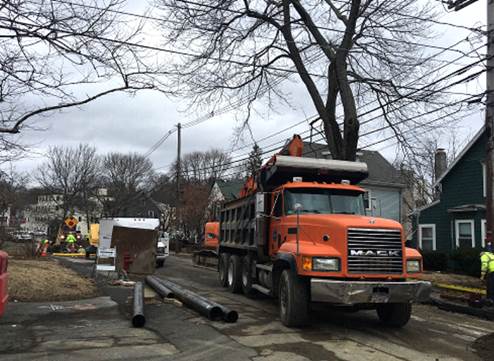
[
  {"xmin": 193, "ymin": 222, "xmax": 220, "ymax": 266},
  {"xmin": 217, "ymin": 135, "xmax": 431, "ymax": 327}
]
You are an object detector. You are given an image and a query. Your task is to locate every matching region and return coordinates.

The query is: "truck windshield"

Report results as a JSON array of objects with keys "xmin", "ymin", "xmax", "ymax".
[{"xmin": 284, "ymin": 188, "xmax": 365, "ymax": 215}]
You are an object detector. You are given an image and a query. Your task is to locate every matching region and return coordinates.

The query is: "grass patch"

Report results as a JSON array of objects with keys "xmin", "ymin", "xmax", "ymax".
[{"xmin": 8, "ymin": 259, "xmax": 99, "ymax": 302}]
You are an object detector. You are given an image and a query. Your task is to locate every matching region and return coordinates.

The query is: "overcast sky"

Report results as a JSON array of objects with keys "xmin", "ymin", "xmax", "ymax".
[{"xmin": 5, "ymin": 0, "xmax": 488, "ymax": 181}]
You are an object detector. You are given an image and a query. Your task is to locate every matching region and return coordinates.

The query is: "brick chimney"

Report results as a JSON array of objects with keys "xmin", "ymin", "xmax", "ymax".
[{"xmin": 434, "ymin": 148, "xmax": 447, "ymax": 182}]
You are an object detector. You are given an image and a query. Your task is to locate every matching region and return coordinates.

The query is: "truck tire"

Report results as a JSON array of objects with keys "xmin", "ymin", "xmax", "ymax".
[
  {"xmin": 218, "ymin": 253, "xmax": 229, "ymax": 287},
  {"xmin": 156, "ymin": 260, "xmax": 165, "ymax": 268},
  {"xmin": 376, "ymin": 303, "xmax": 412, "ymax": 328},
  {"xmin": 279, "ymin": 269, "xmax": 309, "ymax": 327},
  {"xmin": 241, "ymin": 256, "xmax": 255, "ymax": 297},
  {"xmin": 227, "ymin": 255, "xmax": 242, "ymax": 293}
]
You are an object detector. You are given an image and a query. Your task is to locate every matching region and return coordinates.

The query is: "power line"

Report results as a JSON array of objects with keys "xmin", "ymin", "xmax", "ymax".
[
  {"xmin": 10, "ymin": 2, "xmax": 485, "ymax": 162},
  {"xmin": 175, "ymin": 54, "xmax": 486, "ymax": 170},
  {"xmin": 173, "ymin": 0, "xmax": 486, "ymax": 34},
  {"xmin": 50, "ymin": 0, "xmax": 484, "ymax": 55},
  {"xmin": 226, "ymin": 51, "xmax": 487, "ymax": 159},
  {"xmin": 206, "ymin": 103, "xmax": 482, "ymax": 179},
  {"xmin": 168, "ymin": 89, "xmax": 484, "ymax": 177},
  {"xmin": 191, "ymin": 44, "xmax": 487, "ymax": 162}
]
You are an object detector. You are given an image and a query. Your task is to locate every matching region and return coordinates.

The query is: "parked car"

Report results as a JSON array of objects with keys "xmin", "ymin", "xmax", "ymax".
[{"xmin": 156, "ymin": 231, "xmax": 170, "ymax": 268}]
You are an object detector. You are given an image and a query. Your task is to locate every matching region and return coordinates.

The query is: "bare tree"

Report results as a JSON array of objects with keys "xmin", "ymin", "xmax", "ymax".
[
  {"xmin": 171, "ymin": 149, "xmax": 231, "ymax": 184},
  {"xmin": 179, "ymin": 182, "xmax": 209, "ymax": 240},
  {"xmin": 395, "ymin": 130, "xmax": 467, "ymax": 208},
  {"xmin": 38, "ymin": 144, "xmax": 100, "ymax": 222},
  {"xmin": 0, "ymin": 0, "xmax": 163, "ymax": 138},
  {"xmin": 101, "ymin": 152, "xmax": 155, "ymax": 216},
  {"xmin": 155, "ymin": 0, "xmax": 474, "ymax": 161}
]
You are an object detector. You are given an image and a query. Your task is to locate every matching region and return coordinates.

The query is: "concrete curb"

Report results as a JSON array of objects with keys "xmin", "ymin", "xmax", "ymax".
[{"xmin": 430, "ymin": 294, "xmax": 494, "ymax": 321}]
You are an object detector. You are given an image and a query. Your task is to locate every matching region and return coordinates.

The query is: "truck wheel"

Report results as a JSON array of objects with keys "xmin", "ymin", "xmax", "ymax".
[
  {"xmin": 227, "ymin": 255, "xmax": 242, "ymax": 293},
  {"xmin": 279, "ymin": 269, "xmax": 309, "ymax": 327},
  {"xmin": 156, "ymin": 260, "xmax": 165, "ymax": 268},
  {"xmin": 218, "ymin": 253, "xmax": 229, "ymax": 287},
  {"xmin": 376, "ymin": 303, "xmax": 412, "ymax": 328},
  {"xmin": 241, "ymin": 256, "xmax": 255, "ymax": 297}
]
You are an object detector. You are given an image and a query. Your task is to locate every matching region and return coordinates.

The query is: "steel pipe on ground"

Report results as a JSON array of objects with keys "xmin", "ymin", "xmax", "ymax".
[
  {"xmin": 132, "ymin": 282, "xmax": 145, "ymax": 328},
  {"xmin": 152, "ymin": 277, "xmax": 237, "ymax": 322},
  {"xmin": 145, "ymin": 276, "xmax": 175, "ymax": 299}
]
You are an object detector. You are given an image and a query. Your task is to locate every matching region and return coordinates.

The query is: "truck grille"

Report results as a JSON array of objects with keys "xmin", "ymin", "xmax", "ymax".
[{"xmin": 347, "ymin": 228, "xmax": 403, "ymax": 274}]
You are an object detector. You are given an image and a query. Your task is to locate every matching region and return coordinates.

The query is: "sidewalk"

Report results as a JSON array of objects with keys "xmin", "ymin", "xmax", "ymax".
[{"xmin": 0, "ymin": 297, "xmax": 178, "ymax": 361}]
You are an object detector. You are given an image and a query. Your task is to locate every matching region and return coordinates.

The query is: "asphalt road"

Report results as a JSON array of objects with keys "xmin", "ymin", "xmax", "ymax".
[
  {"xmin": 3, "ymin": 256, "xmax": 492, "ymax": 361},
  {"xmin": 154, "ymin": 255, "xmax": 494, "ymax": 361}
]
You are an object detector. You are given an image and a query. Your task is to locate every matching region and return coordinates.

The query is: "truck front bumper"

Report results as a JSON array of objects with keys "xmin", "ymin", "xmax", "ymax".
[{"xmin": 311, "ymin": 279, "xmax": 431, "ymax": 304}]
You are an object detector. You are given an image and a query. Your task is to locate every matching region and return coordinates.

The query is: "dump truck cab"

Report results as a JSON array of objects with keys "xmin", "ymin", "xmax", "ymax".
[
  {"xmin": 270, "ymin": 181, "xmax": 422, "ymax": 277},
  {"xmin": 217, "ymin": 136, "xmax": 431, "ymax": 328}
]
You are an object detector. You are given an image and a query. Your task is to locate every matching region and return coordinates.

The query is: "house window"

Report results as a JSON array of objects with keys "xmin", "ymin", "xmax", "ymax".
[
  {"xmin": 455, "ymin": 220, "xmax": 475, "ymax": 248},
  {"xmin": 148, "ymin": 210, "xmax": 155, "ymax": 218},
  {"xmin": 481, "ymin": 219, "xmax": 487, "ymax": 248},
  {"xmin": 482, "ymin": 163, "xmax": 486, "ymax": 198},
  {"xmin": 418, "ymin": 224, "xmax": 436, "ymax": 251}
]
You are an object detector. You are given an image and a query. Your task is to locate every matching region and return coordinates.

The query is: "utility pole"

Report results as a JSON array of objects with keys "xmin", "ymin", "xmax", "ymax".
[
  {"xmin": 486, "ymin": 0, "xmax": 494, "ymax": 245},
  {"xmin": 176, "ymin": 122, "xmax": 182, "ymax": 253},
  {"xmin": 444, "ymin": 1, "xmax": 488, "ymax": 245},
  {"xmin": 176, "ymin": 122, "xmax": 182, "ymax": 202}
]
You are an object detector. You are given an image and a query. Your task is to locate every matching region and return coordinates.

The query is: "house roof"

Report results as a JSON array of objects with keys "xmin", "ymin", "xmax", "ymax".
[
  {"xmin": 447, "ymin": 204, "xmax": 485, "ymax": 213},
  {"xmin": 434, "ymin": 126, "xmax": 485, "ymax": 186},
  {"xmin": 282, "ymin": 141, "xmax": 405, "ymax": 187},
  {"xmin": 216, "ymin": 180, "xmax": 244, "ymax": 201}
]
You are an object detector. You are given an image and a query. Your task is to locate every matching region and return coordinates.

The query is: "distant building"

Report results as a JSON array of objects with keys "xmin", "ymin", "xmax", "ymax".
[
  {"xmin": 21, "ymin": 189, "xmax": 109, "ymax": 236},
  {"xmin": 207, "ymin": 180, "xmax": 244, "ymax": 220},
  {"xmin": 413, "ymin": 127, "xmax": 487, "ymax": 251}
]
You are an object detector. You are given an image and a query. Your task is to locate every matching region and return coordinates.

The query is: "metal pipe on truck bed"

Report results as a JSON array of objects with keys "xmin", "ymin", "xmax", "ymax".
[
  {"xmin": 145, "ymin": 276, "xmax": 175, "ymax": 299},
  {"xmin": 132, "ymin": 282, "xmax": 145, "ymax": 328},
  {"xmin": 153, "ymin": 277, "xmax": 235, "ymax": 322}
]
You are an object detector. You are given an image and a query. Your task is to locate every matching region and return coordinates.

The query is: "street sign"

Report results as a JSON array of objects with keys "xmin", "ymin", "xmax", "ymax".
[{"xmin": 64, "ymin": 217, "xmax": 78, "ymax": 228}]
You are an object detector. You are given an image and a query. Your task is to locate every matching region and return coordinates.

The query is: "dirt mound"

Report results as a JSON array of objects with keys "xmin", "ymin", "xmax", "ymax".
[
  {"xmin": 8, "ymin": 259, "xmax": 99, "ymax": 302},
  {"xmin": 415, "ymin": 271, "xmax": 484, "ymax": 289}
]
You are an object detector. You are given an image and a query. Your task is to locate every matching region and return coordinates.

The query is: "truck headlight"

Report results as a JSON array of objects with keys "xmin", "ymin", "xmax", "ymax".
[
  {"xmin": 407, "ymin": 259, "xmax": 421, "ymax": 273},
  {"xmin": 312, "ymin": 257, "xmax": 340, "ymax": 272}
]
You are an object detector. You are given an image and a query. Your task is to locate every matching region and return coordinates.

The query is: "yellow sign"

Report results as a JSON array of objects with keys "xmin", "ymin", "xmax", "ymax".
[{"xmin": 65, "ymin": 216, "xmax": 78, "ymax": 228}]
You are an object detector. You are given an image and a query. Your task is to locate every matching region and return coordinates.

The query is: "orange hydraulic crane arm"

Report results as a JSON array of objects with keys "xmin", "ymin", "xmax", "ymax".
[{"xmin": 239, "ymin": 135, "xmax": 303, "ymax": 198}]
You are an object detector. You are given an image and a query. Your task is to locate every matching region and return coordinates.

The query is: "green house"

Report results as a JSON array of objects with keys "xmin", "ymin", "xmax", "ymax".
[{"xmin": 414, "ymin": 127, "xmax": 488, "ymax": 252}]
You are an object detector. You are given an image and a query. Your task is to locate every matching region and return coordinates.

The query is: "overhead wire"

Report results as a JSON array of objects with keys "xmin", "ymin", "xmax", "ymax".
[
  {"xmin": 172, "ymin": 0, "xmax": 486, "ymax": 34},
  {"xmin": 150, "ymin": 40, "xmax": 485, "ymax": 162},
  {"xmin": 165, "ymin": 62, "xmax": 486, "ymax": 177},
  {"xmin": 12, "ymin": 1, "xmax": 486, "ymax": 165},
  {"xmin": 50, "ymin": 0, "xmax": 484, "ymax": 56}
]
